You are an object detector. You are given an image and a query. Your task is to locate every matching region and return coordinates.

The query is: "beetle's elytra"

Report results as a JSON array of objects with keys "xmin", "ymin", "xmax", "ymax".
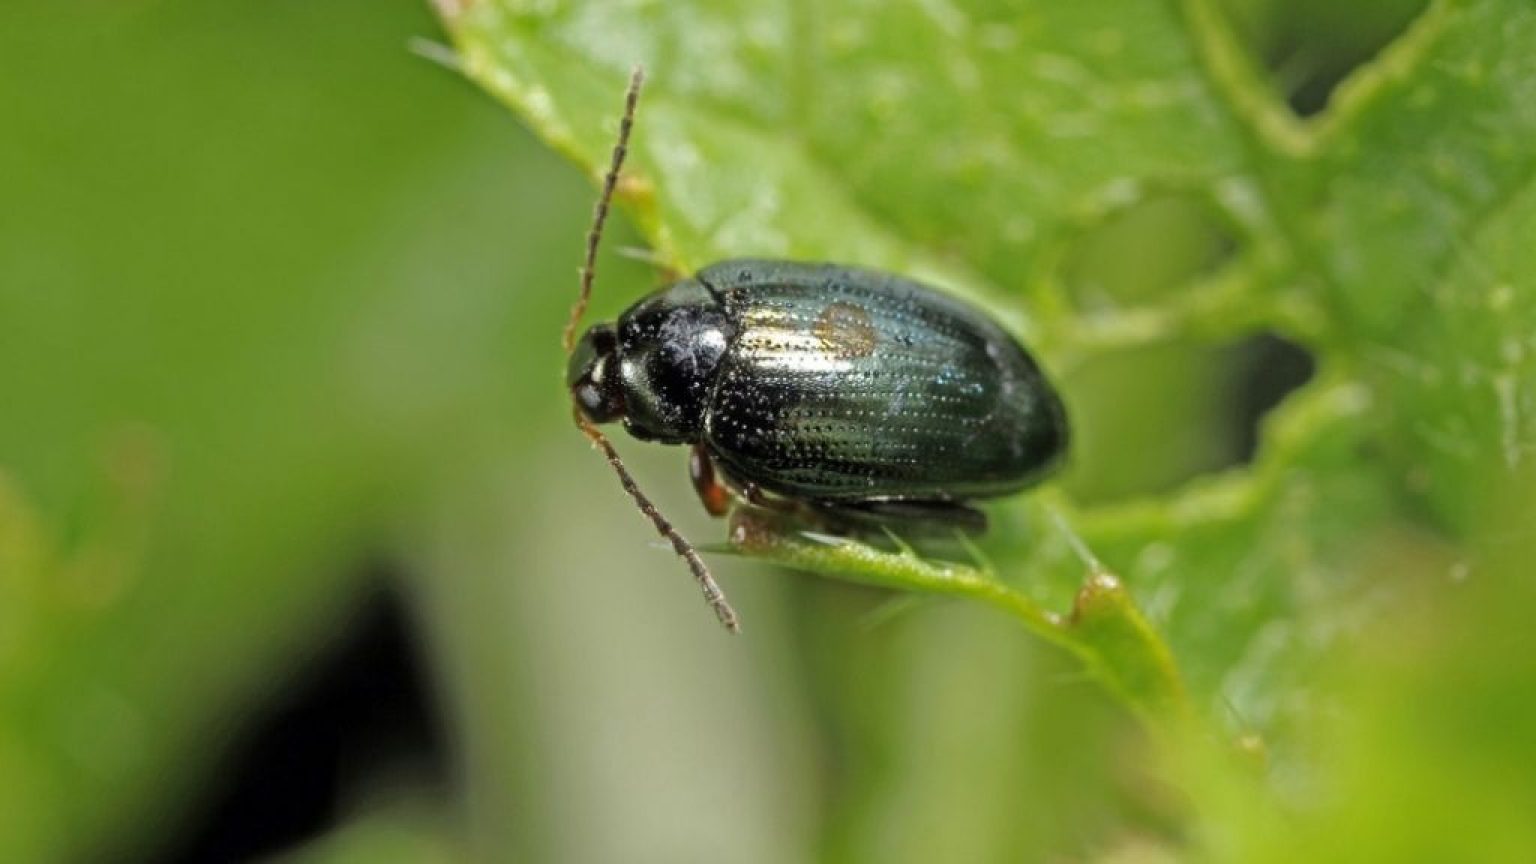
[
  {"xmin": 563, "ymin": 69, "xmax": 1068, "ymax": 632},
  {"xmin": 571, "ymin": 259, "xmax": 1069, "ymax": 508}
]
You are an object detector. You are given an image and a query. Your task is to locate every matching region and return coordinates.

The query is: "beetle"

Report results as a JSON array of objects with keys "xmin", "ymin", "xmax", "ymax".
[{"xmin": 564, "ymin": 68, "xmax": 1069, "ymax": 632}]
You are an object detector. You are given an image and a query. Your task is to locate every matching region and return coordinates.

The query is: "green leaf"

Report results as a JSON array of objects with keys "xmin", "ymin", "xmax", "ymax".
[
  {"xmin": 1305, "ymin": 0, "xmax": 1536, "ymax": 533},
  {"xmin": 438, "ymin": 0, "xmax": 1536, "ymax": 839},
  {"xmin": 723, "ymin": 506, "xmax": 1187, "ymax": 721},
  {"xmin": 441, "ymin": 0, "xmax": 1266, "ymax": 326}
]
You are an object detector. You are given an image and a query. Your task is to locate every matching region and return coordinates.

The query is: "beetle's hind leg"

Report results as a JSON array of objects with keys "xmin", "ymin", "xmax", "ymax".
[{"xmin": 810, "ymin": 499, "xmax": 989, "ymax": 536}]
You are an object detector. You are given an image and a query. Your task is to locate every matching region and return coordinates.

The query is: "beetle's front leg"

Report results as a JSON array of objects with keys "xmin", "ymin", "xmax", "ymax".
[
  {"xmin": 696, "ymin": 447, "xmax": 808, "ymax": 519},
  {"xmin": 689, "ymin": 443, "xmax": 733, "ymax": 518}
]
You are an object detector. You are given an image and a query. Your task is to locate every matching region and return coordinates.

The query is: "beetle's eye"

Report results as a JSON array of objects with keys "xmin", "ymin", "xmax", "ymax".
[
  {"xmin": 574, "ymin": 375, "xmax": 624, "ymax": 423},
  {"xmin": 569, "ymin": 324, "xmax": 626, "ymax": 424}
]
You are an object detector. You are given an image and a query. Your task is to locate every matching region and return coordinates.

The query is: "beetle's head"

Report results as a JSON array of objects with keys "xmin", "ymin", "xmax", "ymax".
[{"xmin": 568, "ymin": 322, "xmax": 626, "ymax": 424}]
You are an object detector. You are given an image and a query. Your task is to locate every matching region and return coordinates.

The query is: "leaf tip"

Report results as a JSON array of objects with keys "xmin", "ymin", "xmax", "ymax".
[{"xmin": 1069, "ymin": 569, "xmax": 1128, "ymax": 625}]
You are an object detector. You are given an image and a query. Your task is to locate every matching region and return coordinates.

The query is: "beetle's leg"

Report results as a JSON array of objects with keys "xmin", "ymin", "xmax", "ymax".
[
  {"xmin": 689, "ymin": 444, "xmax": 732, "ymax": 518},
  {"xmin": 812, "ymin": 499, "xmax": 989, "ymax": 536},
  {"xmin": 740, "ymin": 481, "xmax": 796, "ymax": 512},
  {"xmin": 706, "ymin": 457, "xmax": 804, "ymax": 515}
]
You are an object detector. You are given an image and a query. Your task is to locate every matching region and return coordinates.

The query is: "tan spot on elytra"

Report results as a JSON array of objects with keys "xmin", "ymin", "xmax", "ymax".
[{"xmin": 814, "ymin": 301, "xmax": 877, "ymax": 358}]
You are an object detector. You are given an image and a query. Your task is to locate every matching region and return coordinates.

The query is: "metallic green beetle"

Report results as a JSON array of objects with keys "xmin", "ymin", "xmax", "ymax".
[
  {"xmin": 564, "ymin": 70, "xmax": 1068, "ymax": 632},
  {"xmin": 570, "ymin": 259, "xmax": 1068, "ymax": 525}
]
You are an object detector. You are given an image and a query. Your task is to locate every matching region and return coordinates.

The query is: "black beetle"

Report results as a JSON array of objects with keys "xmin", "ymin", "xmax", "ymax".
[{"xmin": 564, "ymin": 69, "xmax": 1068, "ymax": 632}]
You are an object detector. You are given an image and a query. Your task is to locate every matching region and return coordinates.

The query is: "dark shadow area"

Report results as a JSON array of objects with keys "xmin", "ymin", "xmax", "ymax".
[
  {"xmin": 156, "ymin": 573, "xmax": 447, "ymax": 864},
  {"xmin": 1229, "ymin": 331, "xmax": 1317, "ymax": 461},
  {"xmin": 1220, "ymin": 0, "xmax": 1429, "ymax": 117},
  {"xmin": 1060, "ymin": 330, "xmax": 1314, "ymax": 504}
]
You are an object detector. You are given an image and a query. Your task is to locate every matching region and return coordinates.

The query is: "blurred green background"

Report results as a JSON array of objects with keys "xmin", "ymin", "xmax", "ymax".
[{"xmin": 4, "ymin": 0, "xmax": 1535, "ymax": 862}]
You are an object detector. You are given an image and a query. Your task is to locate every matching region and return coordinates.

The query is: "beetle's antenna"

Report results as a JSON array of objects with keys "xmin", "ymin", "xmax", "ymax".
[
  {"xmin": 563, "ymin": 70, "xmax": 740, "ymax": 632},
  {"xmin": 563, "ymin": 65, "xmax": 644, "ymax": 356},
  {"xmin": 575, "ymin": 410, "xmax": 742, "ymax": 632}
]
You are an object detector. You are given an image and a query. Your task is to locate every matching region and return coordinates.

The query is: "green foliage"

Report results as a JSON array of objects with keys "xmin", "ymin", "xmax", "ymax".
[
  {"xmin": 0, "ymin": 1, "xmax": 590, "ymax": 859},
  {"xmin": 3, "ymin": 0, "xmax": 1534, "ymax": 860}
]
